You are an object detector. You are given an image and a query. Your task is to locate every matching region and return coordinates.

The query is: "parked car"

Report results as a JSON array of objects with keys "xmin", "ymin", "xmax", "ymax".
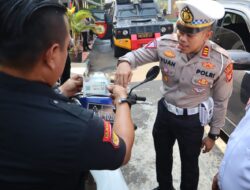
[
  {"xmin": 212, "ymin": 0, "xmax": 250, "ymax": 142},
  {"xmin": 100, "ymin": 0, "xmax": 173, "ymax": 57}
]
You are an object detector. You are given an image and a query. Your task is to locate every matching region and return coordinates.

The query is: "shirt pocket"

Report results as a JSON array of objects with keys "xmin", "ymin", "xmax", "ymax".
[{"xmin": 192, "ymin": 75, "xmax": 214, "ymax": 89}]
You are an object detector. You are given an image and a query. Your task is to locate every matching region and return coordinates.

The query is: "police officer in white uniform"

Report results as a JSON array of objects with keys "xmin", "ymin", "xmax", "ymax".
[
  {"xmin": 212, "ymin": 102, "xmax": 250, "ymax": 190},
  {"xmin": 115, "ymin": 0, "xmax": 233, "ymax": 190}
]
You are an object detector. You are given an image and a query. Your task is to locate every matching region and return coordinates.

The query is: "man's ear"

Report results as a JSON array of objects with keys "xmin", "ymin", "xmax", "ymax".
[
  {"xmin": 207, "ymin": 30, "xmax": 213, "ymax": 40},
  {"xmin": 44, "ymin": 43, "xmax": 60, "ymax": 71}
]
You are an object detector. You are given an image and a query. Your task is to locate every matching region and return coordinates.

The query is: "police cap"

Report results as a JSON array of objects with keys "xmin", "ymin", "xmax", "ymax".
[{"xmin": 175, "ymin": 0, "xmax": 225, "ymax": 34}]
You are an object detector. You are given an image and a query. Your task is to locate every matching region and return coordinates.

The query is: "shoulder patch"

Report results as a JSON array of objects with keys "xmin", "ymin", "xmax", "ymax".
[
  {"xmin": 111, "ymin": 130, "xmax": 120, "ymax": 148},
  {"xmin": 102, "ymin": 120, "xmax": 112, "ymax": 143},
  {"xmin": 224, "ymin": 62, "xmax": 233, "ymax": 82},
  {"xmin": 102, "ymin": 120, "xmax": 120, "ymax": 149}
]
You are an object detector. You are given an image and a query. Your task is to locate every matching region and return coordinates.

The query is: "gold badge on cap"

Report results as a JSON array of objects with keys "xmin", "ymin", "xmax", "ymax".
[{"xmin": 181, "ymin": 6, "xmax": 193, "ymax": 23}]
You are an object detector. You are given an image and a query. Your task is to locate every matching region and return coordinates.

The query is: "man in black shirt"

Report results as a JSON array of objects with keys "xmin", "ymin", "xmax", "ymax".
[{"xmin": 0, "ymin": 0, "xmax": 134, "ymax": 189}]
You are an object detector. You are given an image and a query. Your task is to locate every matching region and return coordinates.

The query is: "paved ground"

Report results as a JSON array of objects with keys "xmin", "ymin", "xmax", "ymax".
[{"xmin": 70, "ymin": 38, "xmax": 227, "ymax": 190}]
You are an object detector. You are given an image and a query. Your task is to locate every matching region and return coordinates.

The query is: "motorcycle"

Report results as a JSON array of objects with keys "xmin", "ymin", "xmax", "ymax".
[{"xmin": 75, "ymin": 66, "xmax": 160, "ymax": 190}]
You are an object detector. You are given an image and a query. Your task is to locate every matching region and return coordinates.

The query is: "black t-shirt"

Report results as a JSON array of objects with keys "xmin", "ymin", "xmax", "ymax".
[{"xmin": 0, "ymin": 72, "xmax": 126, "ymax": 190}]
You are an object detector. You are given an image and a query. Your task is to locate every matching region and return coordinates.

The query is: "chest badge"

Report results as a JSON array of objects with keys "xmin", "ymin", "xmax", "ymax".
[
  {"xmin": 197, "ymin": 78, "xmax": 209, "ymax": 86},
  {"xmin": 202, "ymin": 62, "xmax": 215, "ymax": 69},
  {"xmin": 164, "ymin": 50, "xmax": 176, "ymax": 58}
]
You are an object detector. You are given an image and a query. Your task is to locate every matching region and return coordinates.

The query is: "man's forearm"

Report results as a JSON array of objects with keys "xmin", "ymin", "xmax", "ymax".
[{"xmin": 113, "ymin": 102, "xmax": 134, "ymax": 165}]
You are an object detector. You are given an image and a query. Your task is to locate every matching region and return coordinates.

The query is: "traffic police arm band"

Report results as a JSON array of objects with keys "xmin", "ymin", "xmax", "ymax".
[{"xmin": 208, "ymin": 133, "xmax": 220, "ymax": 141}]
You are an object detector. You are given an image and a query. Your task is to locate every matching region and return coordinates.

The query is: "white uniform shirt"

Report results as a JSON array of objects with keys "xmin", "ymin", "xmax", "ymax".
[{"xmin": 219, "ymin": 107, "xmax": 250, "ymax": 190}]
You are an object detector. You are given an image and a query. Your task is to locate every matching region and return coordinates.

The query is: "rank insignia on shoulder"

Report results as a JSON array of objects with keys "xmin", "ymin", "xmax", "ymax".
[
  {"xmin": 224, "ymin": 63, "xmax": 233, "ymax": 82},
  {"xmin": 202, "ymin": 62, "xmax": 215, "ymax": 69},
  {"xmin": 102, "ymin": 120, "xmax": 112, "ymax": 143},
  {"xmin": 164, "ymin": 50, "xmax": 176, "ymax": 58},
  {"xmin": 145, "ymin": 40, "xmax": 157, "ymax": 49},
  {"xmin": 111, "ymin": 131, "xmax": 120, "ymax": 149},
  {"xmin": 201, "ymin": 46, "xmax": 209, "ymax": 57}
]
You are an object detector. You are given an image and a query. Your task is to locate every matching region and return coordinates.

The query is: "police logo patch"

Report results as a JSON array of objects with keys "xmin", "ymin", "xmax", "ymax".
[
  {"xmin": 201, "ymin": 46, "xmax": 209, "ymax": 57},
  {"xmin": 145, "ymin": 40, "xmax": 157, "ymax": 49},
  {"xmin": 102, "ymin": 120, "xmax": 112, "ymax": 143},
  {"xmin": 197, "ymin": 78, "xmax": 209, "ymax": 86},
  {"xmin": 224, "ymin": 63, "xmax": 233, "ymax": 82},
  {"xmin": 202, "ymin": 62, "xmax": 215, "ymax": 69},
  {"xmin": 164, "ymin": 50, "xmax": 176, "ymax": 58},
  {"xmin": 111, "ymin": 131, "xmax": 120, "ymax": 149}
]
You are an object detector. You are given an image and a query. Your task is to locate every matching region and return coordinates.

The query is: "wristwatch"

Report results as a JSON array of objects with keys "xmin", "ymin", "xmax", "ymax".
[
  {"xmin": 118, "ymin": 98, "xmax": 130, "ymax": 105},
  {"xmin": 208, "ymin": 133, "xmax": 220, "ymax": 141}
]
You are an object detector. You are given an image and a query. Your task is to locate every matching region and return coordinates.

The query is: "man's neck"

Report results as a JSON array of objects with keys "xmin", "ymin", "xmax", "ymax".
[{"xmin": 0, "ymin": 66, "xmax": 48, "ymax": 84}]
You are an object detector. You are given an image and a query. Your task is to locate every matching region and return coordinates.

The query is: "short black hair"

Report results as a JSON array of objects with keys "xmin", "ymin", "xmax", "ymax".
[{"xmin": 0, "ymin": 0, "xmax": 67, "ymax": 70}]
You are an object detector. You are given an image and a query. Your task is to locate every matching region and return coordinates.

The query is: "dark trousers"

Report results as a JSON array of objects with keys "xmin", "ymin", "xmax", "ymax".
[{"xmin": 152, "ymin": 98, "xmax": 204, "ymax": 190}]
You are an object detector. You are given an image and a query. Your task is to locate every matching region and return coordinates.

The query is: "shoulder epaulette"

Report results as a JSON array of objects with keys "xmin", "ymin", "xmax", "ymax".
[
  {"xmin": 211, "ymin": 42, "xmax": 230, "ymax": 58},
  {"xmin": 160, "ymin": 33, "xmax": 178, "ymax": 42}
]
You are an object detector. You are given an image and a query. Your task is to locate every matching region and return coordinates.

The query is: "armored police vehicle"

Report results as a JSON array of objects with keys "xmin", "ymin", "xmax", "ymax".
[{"xmin": 103, "ymin": 0, "xmax": 173, "ymax": 57}]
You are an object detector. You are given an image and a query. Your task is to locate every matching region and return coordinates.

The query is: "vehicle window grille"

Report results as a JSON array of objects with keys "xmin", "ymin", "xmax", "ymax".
[{"xmin": 130, "ymin": 25, "xmax": 160, "ymax": 34}]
